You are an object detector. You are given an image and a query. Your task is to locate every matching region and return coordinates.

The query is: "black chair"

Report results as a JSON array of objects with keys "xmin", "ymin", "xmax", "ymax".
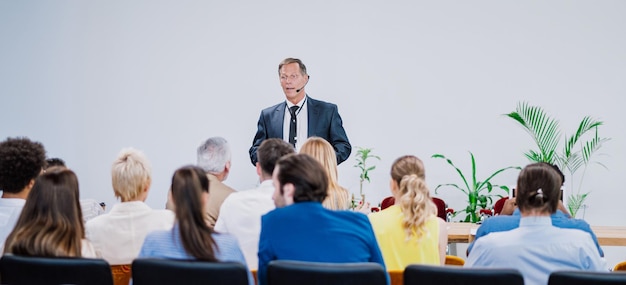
[
  {"xmin": 267, "ymin": 260, "xmax": 387, "ymax": 285},
  {"xmin": 132, "ymin": 258, "xmax": 249, "ymax": 285},
  {"xmin": 404, "ymin": 264, "xmax": 524, "ymax": 285},
  {"xmin": 548, "ymin": 270, "xmax": 626, "ymax": 285},
  {"xmin": 0, "ymin": 254, "xmax": 113, "ymax": 285}
]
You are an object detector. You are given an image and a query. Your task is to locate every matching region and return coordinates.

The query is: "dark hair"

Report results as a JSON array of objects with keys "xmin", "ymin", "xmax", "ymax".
[
  {"xmin": 171, "ymin": 165, "xmax": 217, "ymax": 261},
  {"xmin": 278, "ymin": 58, "xmax": 307, "ymax": 76},
  {"xmin": 275, "ymin": 154, "xmax": 328, "ymax": 203},
  {"xmin": 0, "ymin": 137, "xmax": 46, "ymax": 193},
  {"xmin": 257, "ymin": 139, "xmax": 295, "ymax": 176},
  {"xmin": 549, "ymin": 164, "xmax": 565, "ymax": 185},
  {"xmin": 516, "ymin": 163, "xmax": 562, "ymax": 214},
  {"xmin": 4, "ymin": 167, "xmax": 85, "ymax": 257},
  {"xmin": 45, "ymin": 158, "xmax": 66, "ymax": 169}
]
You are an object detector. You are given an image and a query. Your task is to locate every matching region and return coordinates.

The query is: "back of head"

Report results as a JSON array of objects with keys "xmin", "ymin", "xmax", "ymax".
[
  {"xmin": 258, "ymin": 138, "xmax": 295, "ymax": 177},
  {"xmin": 111, "ymin": 148, "xmax": 152, "ymax": 202},
  {"xmin": 391, "ymin": 155, "xmax": 426, "ymax": 185},
  {"xmin": 45, "ymin": 158, "xmax": 66, "ymax": 169},
  {"xmin": 170, "ymin": 165, "xmax": 217, "ymax": 261},
  {"xmin": 278, "ymin": 58, "xmax": 307, "ymax": 76},
  {"xmin": 0, "ymin": 137, "xmax": 46, "ymax": 193},
  {"xmin": 4, "ymin": 167, "xmax": 84, "ymax": 257},
  {"xmin": 197, "ymin": 137, "xmax": 231, "ymax": 173},
  {"xmin": 516, "ymin": 163, "xmax": 562, "ymax": 214},
  {"xmin": 275, "ymin": 154, "xmax": 328, "ymax": 203},
  {"xmin": 300, "ymin": 137, "xmax": 348, "ymax": 209},
  {"xmin": 391, "ymin": 156, "xmax": 436, "ymax": 239}
]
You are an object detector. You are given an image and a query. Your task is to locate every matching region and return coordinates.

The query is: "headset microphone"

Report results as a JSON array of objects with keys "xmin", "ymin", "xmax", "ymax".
[{"xmin": 296, "ymin": 75, "xmax": 310, "ymax": 93}]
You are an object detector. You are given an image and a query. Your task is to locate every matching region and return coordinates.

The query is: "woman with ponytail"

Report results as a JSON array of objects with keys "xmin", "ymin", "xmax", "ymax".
[
  {"xmin": 139, "ymin": 165, "xmax": 252, "ymax": 285},
  {"xmin": 368, "ymin": 155, "xmax": 447, "ymax": 269},
  {"xmin": 466, "ymin": 163, "xmax": 606, "ymax": 285}
]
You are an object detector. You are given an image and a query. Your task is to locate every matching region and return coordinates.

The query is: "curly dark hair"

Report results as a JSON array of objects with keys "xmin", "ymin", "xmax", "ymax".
[{"xmin": 0, "ymin": 137, "xmax": 47, "ymax": 193}]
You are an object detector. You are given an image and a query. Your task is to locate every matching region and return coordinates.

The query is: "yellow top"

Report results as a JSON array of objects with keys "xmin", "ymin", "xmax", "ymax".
[{"xmin": 368, "ymin": 205, "xmax": 440, "ymax": 270}]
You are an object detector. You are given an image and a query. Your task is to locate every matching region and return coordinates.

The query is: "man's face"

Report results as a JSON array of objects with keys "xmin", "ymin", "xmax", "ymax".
[
  {"xmin": 279, "ymin": 62, "xmax": 307, "ymax": 104},
  {"xmin": 272, "ymin": 166, "xmax": 292, "ymax": 207}
]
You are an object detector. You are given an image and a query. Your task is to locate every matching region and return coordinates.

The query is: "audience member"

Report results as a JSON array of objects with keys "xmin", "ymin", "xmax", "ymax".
[
  {"xmin": 467, "ymin": 163, "xmax": 603, "ymax": 257},
  {"xmin": 86, "ymin": 148, "xmax": 175, "ymax": 265},
  {"xmin": 167, "ymin": 137, "xmax": 235, "ymax": 228},
  {"xmin": 465, "ymin": 162, "xmax": 606, "ymax": 285},
  {"xmin": 0, "ymin": 137, "xmax": 46, "ymax": 246},
  {"xmin": 139, "ymin": 165, "xmax": 252, "ymax": 285},
  {"xmin": 257, "ymin": 154, "xmax": 385, "ymax": 285},
  {"xmin": 214, "ymin": 138, "xmax": 294, "ymax": 269},
  {"xmin": 368, "ymin": 155, "xmax": 447, "ymax": 269},
  {"xmin": 299, "ymin": 137, "xmax": 350, "ymax": 210},
  {"xmin": 45, "ymin": 157, "xmax": 106, "ymax": 221},
  {"xmin": 4, "ymin": 167, "xmax": 98, "ymax": 257}
]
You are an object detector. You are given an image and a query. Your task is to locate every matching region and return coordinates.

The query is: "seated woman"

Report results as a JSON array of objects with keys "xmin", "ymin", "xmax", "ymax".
[
  {"xmin": 466, "ymin": 162, "xmax": 606, "ymax": 285},
  {"xmin": 299, "ymin": 137, "xmax": 350, "ymax": 210},
  {"xmin": 4, "ymin": 166, "xmax": 98, "ymax": 257},
  {"xmin": 138, "ymin": 165, "xmax": 252, "ymax": 285},
  {"xmin": 368, "ymin": 155, "xmax": 447, "ymax": 269}
]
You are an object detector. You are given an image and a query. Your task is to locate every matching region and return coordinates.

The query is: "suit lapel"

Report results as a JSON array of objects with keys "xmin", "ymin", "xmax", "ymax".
[{"xmin": 307, "ymin": 96, "xmax": 319, "ymax": 137}]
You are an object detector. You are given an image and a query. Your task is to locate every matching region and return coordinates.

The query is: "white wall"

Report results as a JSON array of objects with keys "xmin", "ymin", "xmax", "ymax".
[{"xmin": 1, "ymin": 0, "xmax": 625, "ymax": 265}]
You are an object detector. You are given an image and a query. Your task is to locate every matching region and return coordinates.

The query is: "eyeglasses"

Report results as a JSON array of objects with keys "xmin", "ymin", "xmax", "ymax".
[{"xmin": 280, "ymin": 74, "xmax": 302, "ymax": 81}]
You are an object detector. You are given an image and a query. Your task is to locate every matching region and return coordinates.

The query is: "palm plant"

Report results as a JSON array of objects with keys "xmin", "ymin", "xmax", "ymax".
[
  {"xmin": 506, "ymin": 102, "xmax": 609, "ymax": 218},
  {"xmin": 432, "ymin": 152, "xmax": 520, "ymax": 223}
]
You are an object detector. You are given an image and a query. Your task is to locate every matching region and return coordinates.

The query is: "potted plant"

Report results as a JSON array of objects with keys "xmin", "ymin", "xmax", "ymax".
[
  {"xmin": 432, "ymin": 152, "xmax": 520, "ymax": 223},
  {"xmin": 352, "ymin": 147, "xmax": 380, "ymax": 208},
  {"xmin": 505, "ymin": 102, "xmax": 610, "ymax": 218}
]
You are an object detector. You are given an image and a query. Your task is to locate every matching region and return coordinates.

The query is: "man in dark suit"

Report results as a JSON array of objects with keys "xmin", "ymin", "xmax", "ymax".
[
  {"xmin": 257, "ymin": 154, "xmax": 385, "ymax": 285},
  {"xmin": 249, "ymin": 58, "xmax": 351, "ymax": 165}
]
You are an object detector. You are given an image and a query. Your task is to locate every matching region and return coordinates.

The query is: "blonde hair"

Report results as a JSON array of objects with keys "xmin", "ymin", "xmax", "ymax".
[
  {"xmin": 300, "ymin": 137, "xmax": 350, "ymax": 210},
  {"xmin": 391, "ymin": 155, "xmax": 437, "ymax": 240},
  {"xmin": 111, "ymin": 148, "xmax": 151, "ymax": 201}
]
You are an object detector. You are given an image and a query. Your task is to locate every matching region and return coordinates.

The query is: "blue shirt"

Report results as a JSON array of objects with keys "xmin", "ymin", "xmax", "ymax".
[
  {"xmin": 467, "ymin": 209, "xmax": 604, "ymax": 257},
  {"xmin": 466, "ymin": 216, "xmax": 607, "ymax": 285},
  {"xmin": 139, "ymin": 224, "xmax": 253, "ymax": 285},
  {"xmin": 258, "ymin": 202, "xmax": 386, "ymax": 285}
]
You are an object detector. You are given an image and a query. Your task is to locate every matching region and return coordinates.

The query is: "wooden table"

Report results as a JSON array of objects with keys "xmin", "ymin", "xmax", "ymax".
[{"xmin": 447, "ymin": 223, "xmax": 626, "ymax": 246}]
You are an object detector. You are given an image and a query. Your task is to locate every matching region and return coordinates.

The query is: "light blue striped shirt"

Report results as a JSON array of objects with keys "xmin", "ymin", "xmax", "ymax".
[
  {"xmin": 139, "ymin": 224, "xmax": 253, "ymax": 285},
  {"xmin": 466, "ymin": 216, "xmax": 607, "ymax": 285}
]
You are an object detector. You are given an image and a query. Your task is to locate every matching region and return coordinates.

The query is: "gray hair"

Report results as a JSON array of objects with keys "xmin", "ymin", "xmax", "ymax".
[{"xmin": 197, "ymin": 137, "xmax": 231, "ymax": 173}]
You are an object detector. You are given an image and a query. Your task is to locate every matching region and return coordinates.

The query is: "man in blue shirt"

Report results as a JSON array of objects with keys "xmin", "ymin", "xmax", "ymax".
[{"xmin": 257, "ymin": 154, "xmax": 385, "ymax": 285}]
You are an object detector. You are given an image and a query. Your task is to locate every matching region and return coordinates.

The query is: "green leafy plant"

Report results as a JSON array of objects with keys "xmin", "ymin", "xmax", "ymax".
[
  {"xmin": 505, "ymin": 102, "xmax": 610, "ymax": 218},
  {"xmin": 354, "ymin": 147, "xmax": 380, "ymax": 199},
  {"xmin": 432, "ymin": 152, "xmax": 520, "ymax": 223}
]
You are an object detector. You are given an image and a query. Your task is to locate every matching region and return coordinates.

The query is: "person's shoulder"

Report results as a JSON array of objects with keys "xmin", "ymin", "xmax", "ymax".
[
  {"xmin": 85, "ymin": 211, "xmax": 112, "ymax": 227},
  {"xmin": 552, "ymin": 217, "xmax": 593, "ymax": 231},
  {"xmin": 308, "ymin": 97, "xmax": 337, "ymax": 108},
  {"xmin": 261, "ymin": 101, "xmax": 285, "ymax": 113},
  {"xmin": 149, "ymin": 209, "xmax": 175, "ymax": 219}
]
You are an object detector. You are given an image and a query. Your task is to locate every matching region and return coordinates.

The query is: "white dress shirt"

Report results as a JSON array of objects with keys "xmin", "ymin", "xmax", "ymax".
[
  {"xmin": 283, "ymin": 96, "xmax": 309, "ymax": 152},
  {"xmin": 214, "ymin": 180, "xmax": 275, "ymax": 269},
  {"xmin": 85, "ymin": 201, "xmax": 175, "ymax": 265},
  {"xmin": 0, "ymin": 198, "xmax": 26, "ymax": 247}
]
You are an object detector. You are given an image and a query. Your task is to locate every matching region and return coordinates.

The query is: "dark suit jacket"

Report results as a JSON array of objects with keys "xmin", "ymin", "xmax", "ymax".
[
  {"xmin": 257, "ymin": 202, "xmax": 386, "ymax": 285},
  {"xmin": 249, "ymin": 96, "xmax": 351, "ymax": 165}
]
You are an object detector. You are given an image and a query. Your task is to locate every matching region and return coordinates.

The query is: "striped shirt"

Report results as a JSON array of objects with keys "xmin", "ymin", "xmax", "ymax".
[{"xmin": 138, "ymin": 223, "xmax": 253, "ymax": 285}]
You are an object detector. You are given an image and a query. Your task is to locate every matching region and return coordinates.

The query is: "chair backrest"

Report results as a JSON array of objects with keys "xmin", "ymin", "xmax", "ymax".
[
  {"xmin": 431, "ymin": 197, "xmax": 447, "ymax": 221},
  {"xmin": 444, "ymin": 255, "xmax": 465, "ymax": 266},
  {"xmin": 131, "ymin": 258, "xmax": 249, "ymax": 285},
  {"xmin": 267, "ymin": 260, "xmax": 387, "ymax": 285},
  {"xmin": 548, "ymin": 271, "xmax": 626, "ymax": 285},
  {"xmin": 493, "ymin": 197, "xmax": 509, "ymax": 215},
  {"xmin": 404, "ymin": 264, "xmax": 523, "ymax": 285},
  {"xmin": 381, "ymin": 196, "xmax": 395, "ymax": 210},
  {"xmin": 0, "ymin": 255, "xmax": 113, "ymax": 285},
  {"xmin": 110, "ymin": 264, "xmax": 132, "ymax": 285},
  {"xmin": 614, "ymin": 261, "xmax": 626, "ymax": 271}
]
